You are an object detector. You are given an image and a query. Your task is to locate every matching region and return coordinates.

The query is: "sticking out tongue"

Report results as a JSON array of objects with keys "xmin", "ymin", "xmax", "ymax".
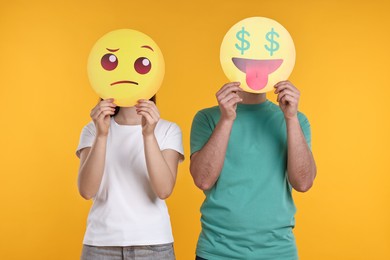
[
  {"xmin": 246, "ymin": 64, "xmax": 270, "ymax": 90},
  {"xmin": 232, "ymin": 58, "xmax": 284, "ymax": 91}
]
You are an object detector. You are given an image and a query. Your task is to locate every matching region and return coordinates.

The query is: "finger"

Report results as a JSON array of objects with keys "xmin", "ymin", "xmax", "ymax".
[
  {"xmin": 277, "ymin": 89, "xmax": 299, "ymax": 102},
  {"xmin": 274, "ymin": 80, "xmax": 290, "ymax": 87},
  {"xmin": 93, "ymin": 106, "xmax": 116, "ymax": 117},
  {"xmin": 92, "ymin": 106, "xmax": 116, "ymax": 120},
  {"xmin": 99, "ymin": 108, "xmax": 116, "ymax": 116},
  {"xmin": 275, "ymin": 85, "xmax": 299, "ymax": 97},
  {"xmin": 97, "ymin": 109, "xmax": 115, "ymax": 121},
  {"xmin": 280, "ymin": 94, "xmax": 297, "ymax": 106},
  {"xmin": 219, "ymin": 82, "xmax": 241, "ymax": 92},
  {"xmin": 90, "ymin": 107, "xmax": 100, "ymax": 119},
  {"xmin": 136, "ymin": 106, "xmax": 159, "ymax": 121},
  {"xmin": 225, "ymin": 96, "xmax": 243, "ymax": 107},
  {"xmin": 136, "ymin": 100, "xmax": 160, "ymax": 117},
  {"xmin": 217, "ymin": 84, "xmax": 242, "ymax": 97},
  {"xmin": 137, "ymin": 99, "xmax": 154, "ymax": 104},
  {"xmin": 100, "ymin": 99, "xmax": 117, "ymax": 108},
  {"xmin": 91, "ymin": 100, "xmax": 116, "ymax": 116},
  {"xmin": 274, "ymin": 83, "xmax": 291, "ymax": 93},
  {"xmin": 216, "ymin": 82, "xmax": 242, "ymax": 97},
  {"xmin": 136, "ymin": 99, "xmax": 157, "ymax": 107},
  {"xmin": 279, "ymin": 95, "xmax": 289, "ymax": 106},
  {"xmin": 135, "ymin": 101, "xmax": 160, "ymax": 118},
  {"xmin": 274, "ymin": 81, "xmax": 298, "ymax": 94},
  {"xmin": 137, "ymin": 111, "xmax": 154, "ymax": 125},
  {"xmin": 219, "ymin": 92, "xmax": 242, "ymax": 105},
  {"xmin": 217, "ymin": 87, "xmax": 243, "ymax": 102},
  {"xmin": 149, "ymin": 105, "xmax": 160, "ymax": 119},
  {"xmin": 278, "ymin": 93, "xmax": 297, "ymax": 105},
  {"xmin": 274, "ymin": 80, "xmax": 295, "ymax": 89}
]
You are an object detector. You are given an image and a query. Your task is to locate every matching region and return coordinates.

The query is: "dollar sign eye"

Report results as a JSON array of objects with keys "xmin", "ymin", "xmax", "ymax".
[
  {"xmin": 134, "ymin": 57, "xmax": 151, "ymax": 74},
  {"xmin": 101, "ymin": 54, "xmax": 118, "ymax": 71}
]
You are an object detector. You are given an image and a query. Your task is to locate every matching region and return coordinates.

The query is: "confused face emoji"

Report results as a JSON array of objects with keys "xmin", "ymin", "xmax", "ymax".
[
  {"xmin": 220, "ymin": 17, "xmax": 295, "ymax": 93},
  {"xmin": 88, "ymin": 29, "xmax": 165, "ymax": 107}
]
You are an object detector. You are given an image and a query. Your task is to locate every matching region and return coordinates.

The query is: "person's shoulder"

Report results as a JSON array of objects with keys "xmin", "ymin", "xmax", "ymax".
[
  {"xmin": 297, "ymin": 111, "xmax": 310, "ymax": 127},
  {"xmin": 197, "ymin": 105, "xmax": 220, "ymax": 114},
  {"xmin": 157, "ymin": 119, "xmax": 182, "ymax": 134},
  {"xmin": 195, "ymin": 105, "xmax": 220, "ymax": 118},
  {"xmin": 297, "ymin": 111, "xmax": 309, "ymax": 120},
  {"xmin": 192, "ymin": 106, "xmax": 220, "ymax": 124},
  {"xmin": 158, "ymin": 118, "xmax": 177, "ymax": 127},
  {"xmin": 82, "ymin": 120, "xmax": 96, "ymax": 134}
]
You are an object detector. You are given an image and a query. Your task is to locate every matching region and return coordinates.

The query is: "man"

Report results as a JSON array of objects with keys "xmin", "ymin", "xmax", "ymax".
[{"xmin": 190, "ymin": 81, "xmax": 316, "ymax": 259}]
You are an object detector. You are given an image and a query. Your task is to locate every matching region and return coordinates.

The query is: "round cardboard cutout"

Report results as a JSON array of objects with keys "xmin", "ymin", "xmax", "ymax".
[
  {"xmin": 220, "ymin": 17, "xmax": 295, "ymax": 93},
  {"xmin": 88, "ymin": 29, "xmax": 165, "ymax": 106}
]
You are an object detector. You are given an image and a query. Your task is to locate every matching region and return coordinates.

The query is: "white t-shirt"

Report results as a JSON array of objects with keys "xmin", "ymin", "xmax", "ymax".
[{"xmin": 76, "ymin": 117, "xmax": 184, "ymax": 246}]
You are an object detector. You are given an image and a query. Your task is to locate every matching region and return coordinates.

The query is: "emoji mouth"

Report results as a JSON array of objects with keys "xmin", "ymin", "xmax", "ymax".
[
  {"xmin": 110, "ymin": 80, "xmax": 139, "ymax": 86},
  {"xmin": 232, "ymin": 58, "xmax": 283, "ymax": 90}
]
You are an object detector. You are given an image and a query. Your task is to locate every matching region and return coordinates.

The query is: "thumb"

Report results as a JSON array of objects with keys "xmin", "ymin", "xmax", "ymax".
[{"xmin": 141, "ymin": 115, "xmax": 147, "ymax": 125}]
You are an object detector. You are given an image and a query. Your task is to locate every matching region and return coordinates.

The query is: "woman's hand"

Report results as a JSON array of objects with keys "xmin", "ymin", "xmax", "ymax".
[
  {"xmin": 90, "ymin": 98, "xmax": 116, "ymax": 137},
  {"xmin": 135, "ymin": 99, "xmax": 160, "ymax": 137}
]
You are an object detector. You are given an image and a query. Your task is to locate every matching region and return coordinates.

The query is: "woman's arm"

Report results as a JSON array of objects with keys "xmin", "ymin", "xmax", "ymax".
[
  {"xmin": 77, "ymin": 99, "xmax": 116, "ymax": 200},
  {"xmin": 144, "ymin": 136, "xmax": 181, "ymax": 199},
  {"xmin": 136, "ymin": 99, "xmax": 182, "ymax": 199}
]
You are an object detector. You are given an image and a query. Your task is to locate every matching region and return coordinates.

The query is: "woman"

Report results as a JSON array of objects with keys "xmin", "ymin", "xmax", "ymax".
[{"xmin": 76, "ymin": 96, "xmax": 184, "ymax": 260}]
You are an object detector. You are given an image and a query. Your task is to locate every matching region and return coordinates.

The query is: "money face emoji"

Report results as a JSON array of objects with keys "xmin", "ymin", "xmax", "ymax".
[{"xmin": 220, "ymin": 17, "xmax": 296, "ymax": 93}]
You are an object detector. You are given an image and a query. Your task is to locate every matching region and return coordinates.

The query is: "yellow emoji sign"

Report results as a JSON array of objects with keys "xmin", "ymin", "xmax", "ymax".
[
  {"xmin": 88, "ymin": 29, "xmax": 165, "ymax": 107},
  {"xmin": 220, "ymin": 17, "xmax": 295, "ymax": 93}
]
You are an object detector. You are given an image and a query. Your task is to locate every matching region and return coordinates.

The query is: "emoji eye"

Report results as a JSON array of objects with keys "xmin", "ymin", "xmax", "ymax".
[
  {"xmin": 134, "ymin": 57, "xmax": 151, "ymax": 74},
  {"xmin": 101, "ymin": 54, "xmax": 118, "ymax": 71}
]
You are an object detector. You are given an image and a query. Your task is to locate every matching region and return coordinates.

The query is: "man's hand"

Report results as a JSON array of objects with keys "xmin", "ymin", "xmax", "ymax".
[
  {"xmin": 274, "ymin": 81, "xmax": 300, "ymax": 120},
  {"xmin": 216, "ymin": 82, "xmax": 243, "ymax": 122}
]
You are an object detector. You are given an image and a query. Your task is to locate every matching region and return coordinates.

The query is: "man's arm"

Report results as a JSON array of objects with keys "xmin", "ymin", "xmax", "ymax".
[
  {"xmin": 275, "ymin": 81, "xmax": 317, "ymax": 192},
  {"xmin": 190, "ymin": 82, "xmax": 242, "ymax": 191},
  {"xmin": 285, "ymin": 116, "xmax": 316, "ymax": 192}
]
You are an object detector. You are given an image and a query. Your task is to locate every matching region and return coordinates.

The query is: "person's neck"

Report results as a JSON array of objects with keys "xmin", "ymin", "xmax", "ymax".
[
  {"xmin": 114, "ymin": 107, "xmax": 142, "ymax": 125},
  {"xmin": 239, "ymin": 92, "xmax": 267, "ymax": 104}
]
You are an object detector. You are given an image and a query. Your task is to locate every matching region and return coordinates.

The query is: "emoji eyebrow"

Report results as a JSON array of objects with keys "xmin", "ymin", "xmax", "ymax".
[
  {"xmin": 106, "ymin": 48, "xmax": 119, "ymax": 52},
  {"xmin": 141, "ymin": 45, "xmax": 154, "ymax": 52}
]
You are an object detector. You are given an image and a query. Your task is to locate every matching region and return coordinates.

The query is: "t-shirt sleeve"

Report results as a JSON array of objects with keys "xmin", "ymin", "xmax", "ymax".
[
  {"xmin": 298, "ymin": 112, "xmax": 312, "ymax": 150},
  {"xmin": 75, "ymin": 121, "xmax": 96, "ymax": 158},
  {"xmin": 161, "ymin": 123, "xmax": 185, "ymax": 161},
  {"xmin": 190, "ymin": 110, "xmax": 214, "ymax": 156}
]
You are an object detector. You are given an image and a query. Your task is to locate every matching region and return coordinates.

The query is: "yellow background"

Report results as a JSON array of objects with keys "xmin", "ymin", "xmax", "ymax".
[{"xmin": 0, "ymin": 0, "xmax": 389, "ymax": 259}]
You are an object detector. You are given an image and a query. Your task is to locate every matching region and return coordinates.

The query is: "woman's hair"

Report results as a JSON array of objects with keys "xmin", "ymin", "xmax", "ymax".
[{"xmin": 100, "ymin": 95, "xmax": 156, "ymax": 117}]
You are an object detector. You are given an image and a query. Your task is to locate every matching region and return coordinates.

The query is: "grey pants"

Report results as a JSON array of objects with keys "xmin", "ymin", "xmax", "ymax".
[{"xmin": 81, "ymin": 243, "xmax": 175, "ymax": 260}]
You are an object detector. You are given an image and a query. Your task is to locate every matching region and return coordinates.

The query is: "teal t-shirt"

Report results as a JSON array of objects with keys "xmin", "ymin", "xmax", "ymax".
[{"xmin": 190, "ymin": 100, "xmax": 311, "ymax": 260}]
